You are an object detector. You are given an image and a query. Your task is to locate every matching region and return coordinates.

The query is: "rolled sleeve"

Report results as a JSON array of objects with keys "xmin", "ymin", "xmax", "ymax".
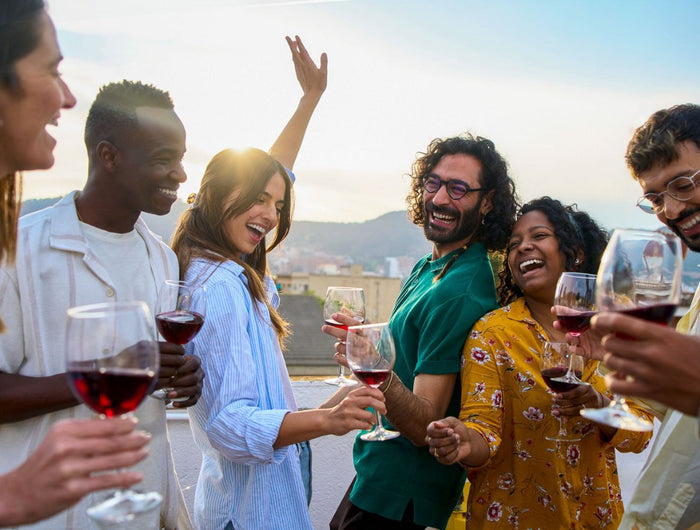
[{"xmin": 187, "ymin": 268, "xmax": 290, "ymax": 465}]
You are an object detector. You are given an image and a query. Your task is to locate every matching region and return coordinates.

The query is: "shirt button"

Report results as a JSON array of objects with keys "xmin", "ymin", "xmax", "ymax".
[{"xmin": 106, "ymin": 288, "xmax": 115, "ymax": 297}]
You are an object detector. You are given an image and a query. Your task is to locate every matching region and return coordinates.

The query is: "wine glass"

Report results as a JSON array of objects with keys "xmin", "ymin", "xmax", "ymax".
[
  {"xmin": 552, "ymin": 272, "xmax": 596, "ymax": 387},
  {"xmin": 540, "ymin": 342, "xmax": 584, "ymax": 442},
  {"xmin": 345, "ymin": 322, "xmax": 400, "ymax": 441},
  {"xmin": 151, "ymin": 280, "xmax": 206, "ymax": 400},
  {"xmin": 323, "ymin": 286, "xmax": 365, "ymax": 386},
  {"xmin": 580, "ymin": 228, "xmax": 683, "ymax": 432},
  {"xmin": 65, "ymin": 301, "xmax": 162, "ymax": 526}
]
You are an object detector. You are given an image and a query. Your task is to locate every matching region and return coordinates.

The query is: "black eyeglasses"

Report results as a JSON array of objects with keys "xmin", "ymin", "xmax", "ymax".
[{"xmin": 421, "ymin": 174, "xmax": 487, "ymax": 200}]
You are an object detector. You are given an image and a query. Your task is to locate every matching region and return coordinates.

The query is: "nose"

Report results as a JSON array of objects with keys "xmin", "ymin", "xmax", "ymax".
[
  {"xmin": 430, "ymin": 182, "xmax": 452, "ymax": 206},
  {"xmin": 60, "ymin": 78, "xmax": 76, "ymax": 110},
  {"xmin": 662, "ymin": 193, "xmax": 687, "ymax": 220},
  {"xmin": 169, "ymin": 162, "xmax": 187, "ymax": 184}
]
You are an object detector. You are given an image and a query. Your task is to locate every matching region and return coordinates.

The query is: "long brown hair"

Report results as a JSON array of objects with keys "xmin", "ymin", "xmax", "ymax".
[{"xmin": 171, "ymin": 148, "xmax": 294, "ymax": 343}]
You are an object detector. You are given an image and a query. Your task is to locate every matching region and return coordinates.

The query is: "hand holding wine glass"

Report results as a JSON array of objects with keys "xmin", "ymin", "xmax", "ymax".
[
  {"xmin": 345, "ymin": 322, "xmax": 400, "ymax": 441},
  {"xmin": 552, "ymin": 272, "xmax": 596, "ymax": 387},
  {"xmin": 152, "ymin": 280, "xmax": 206, "ymax": 401},
  {"xmin": 323, "ymin": 286, "xmax": 365, "ymax": 386},
  {"xmin": 65, "ymin": 301, "xmax": 162, "ymax": 525},
  {"xmin": 581, "ymin": 228, "xmax": 683, "ymax": 432},
  {"xmin": 540, "ymin": 342, "xmax": 583, "ymax": 442}
]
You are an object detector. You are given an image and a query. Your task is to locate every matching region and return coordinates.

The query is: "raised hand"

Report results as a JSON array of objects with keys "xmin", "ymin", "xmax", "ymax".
[
  {"xmin": 326, "ymin": 386, "xmax": 386, "ymax": 435},
  {"xmin": 285, "ymin": 35, "xmax": 327, "ymax": 99}
]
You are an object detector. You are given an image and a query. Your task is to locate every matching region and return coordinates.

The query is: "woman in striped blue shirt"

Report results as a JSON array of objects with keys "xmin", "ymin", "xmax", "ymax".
[{"xmin": 171, "ymin": 37, "xmax": 386, "ymax": 530}]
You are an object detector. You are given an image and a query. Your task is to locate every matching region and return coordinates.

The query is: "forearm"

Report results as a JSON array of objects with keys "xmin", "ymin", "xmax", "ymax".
[
  {"xmin": 0, "ymin": 373, "xmax": 79, "ymax": 423},
  {"xmin": 382, "ymin": 372, "xmax": 455, "ymax": 446},
  {"xmin": 318, "ymin": 384, "xmax": 353, "ymax": 409},
  {"xmin": 457, "ymin": 427, "xmax": 490, "ymax": 469},
  {"xmin": 269, "ymin": 93, "xmax": 323, "ymax": 170},
  {"xmin": 274, "ymin": 409, "xmax": 329, "ymax": 449}
]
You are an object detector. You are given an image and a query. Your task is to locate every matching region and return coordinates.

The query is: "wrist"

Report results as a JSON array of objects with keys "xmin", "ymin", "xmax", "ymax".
[{"xmin": 379, "ymin": 371, "xmax": 395, "ymax": 393}]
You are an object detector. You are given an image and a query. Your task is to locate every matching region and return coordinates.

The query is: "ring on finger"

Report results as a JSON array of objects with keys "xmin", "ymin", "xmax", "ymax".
[{"xmin": 433, "ymin": 447, "xmax": 439, "ymax": 458}]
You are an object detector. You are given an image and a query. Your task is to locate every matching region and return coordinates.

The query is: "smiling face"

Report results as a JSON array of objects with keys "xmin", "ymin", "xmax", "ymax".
[
  {"xmin": 507, "ymin": 210, "xmax": 567, "ymax": 304},
  {"xmin": 0, "ymin": 10, "xmax": 76, "ymax": 174},
  {"xmin": 223, "ymin": 171, "xmax": 287, "ymax": 256},
  {"xmin": 639, "ymin": 141, "xmax": 700, "ymax": 251},
  {"xmin": 115, "ymin": 106, "xmax": 187, "ymax": 217},
  {"xmin": 422, "ymin": 153, "xmax": 493, "ymax": 258}
]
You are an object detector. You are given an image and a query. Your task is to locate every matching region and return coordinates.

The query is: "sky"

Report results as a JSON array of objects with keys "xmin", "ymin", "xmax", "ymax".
[{"xmin": 29, "ymin": 0, "xmax": 700, "ymax": 230}]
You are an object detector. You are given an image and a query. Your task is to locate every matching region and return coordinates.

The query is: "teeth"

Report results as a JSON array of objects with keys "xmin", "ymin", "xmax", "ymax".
[
  {"xmin": 678, "ymin": 212, "xmax": 700, "ymax": 231},
  {"xmin": 433, "ymin": 212, "xmax": 455, "ymax": 221},
  {"xmin": 248, "ymin": 223, "xmax": 267, "ymax": 235},
  {"xmin": 157, "ymin": 187, "xmax": 177, "ymax": 199},
  {"xmin": 519, "ymin": 259, "xmax": 544, "ymax": 273}
]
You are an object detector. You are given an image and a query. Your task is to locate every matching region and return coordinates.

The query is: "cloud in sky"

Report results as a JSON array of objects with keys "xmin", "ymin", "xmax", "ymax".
[{"xmin": 31, "ymin": 0, "xmax": 698, "ymax": 229}]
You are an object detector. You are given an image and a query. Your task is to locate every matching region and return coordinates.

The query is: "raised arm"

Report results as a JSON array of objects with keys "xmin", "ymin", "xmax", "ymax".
[{"xmin": 269, "ymin": 35, "xmax": 327, "ymax": 170}]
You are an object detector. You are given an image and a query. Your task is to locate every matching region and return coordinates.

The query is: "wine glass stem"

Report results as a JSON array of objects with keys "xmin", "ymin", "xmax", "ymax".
[{"xmin": 374, "ymin": 410, "xmax": 385, "ymax": 436}]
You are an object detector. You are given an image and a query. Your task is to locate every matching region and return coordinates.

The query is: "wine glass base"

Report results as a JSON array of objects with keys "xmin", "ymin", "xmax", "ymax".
[
  {"xmin": 150, "ymin": 388, "xmax": 189, "ymax": 402},
  {"xmin": 550, "ymin": 376, "xmax": 590, "ymax": 387},
  {"xmin": 360, "ymin": 428, "xmax": 400, "ymax": 442},
  {"xmin": 323, "ymin": 376, "xmax": 357, "ymax": 387},
  {"xmin": 87, "ymin": 490, "xmax": 162, "ymax": 527},
  {"xmin": 580, "ymin": 406, "xmax": 653, "ymax": 432}
]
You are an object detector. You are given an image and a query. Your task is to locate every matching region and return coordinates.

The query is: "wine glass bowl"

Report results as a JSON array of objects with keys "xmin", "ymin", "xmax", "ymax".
[
  {"xmin": 346, "ymin": 322, "xmax": 399, "ymax": 442},
  {"xmin": 65, "ymin": 301, "xmax": 162, "ymax": 525},
  {"xmin": 554, "ymin": 272, "xmax": 597, "ymax": 340},
  {"xmin": 152, "ymin": 280, "xmax": 206, "ymax": 400},
  {"xmin": 580, "ymin": 228, "xmax": 683, "ymax": 432},
  {"xmin": 540, "ymin": 342, "xmax": 583, "ymax": 442},
  {"xmin": 323, "ymin": 286, "xmax": 365, "ymax": 386}
]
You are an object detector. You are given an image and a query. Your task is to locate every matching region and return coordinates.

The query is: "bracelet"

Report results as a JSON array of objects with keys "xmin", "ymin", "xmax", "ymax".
[{"xmin": 381, "ymin": 371, "xmax": 395, "ymax": 393}]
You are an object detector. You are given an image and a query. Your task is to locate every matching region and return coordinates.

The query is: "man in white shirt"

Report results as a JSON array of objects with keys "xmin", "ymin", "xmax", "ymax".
[
  {"xmin": 0, "ymin": 80, "xmax": 203, "ymax": 529},
  {"xmin": 591, "ymin": 103, "xmax": 700, "ymax": 529}
]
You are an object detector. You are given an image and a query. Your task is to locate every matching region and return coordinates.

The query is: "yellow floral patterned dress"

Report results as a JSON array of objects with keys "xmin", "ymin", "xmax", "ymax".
[{"xmin": 459, "ymin": 298, "xmax": 653, "ymax": 528}]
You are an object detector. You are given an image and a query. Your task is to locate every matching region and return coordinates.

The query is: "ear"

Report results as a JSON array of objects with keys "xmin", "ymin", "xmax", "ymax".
[
  {"xmin": 480, "ymin": 189, "xmax": 495, "ymax": 217},
  {"xmin": 96, "ymin": 140, "xmax": 120, "ymax": 173}
]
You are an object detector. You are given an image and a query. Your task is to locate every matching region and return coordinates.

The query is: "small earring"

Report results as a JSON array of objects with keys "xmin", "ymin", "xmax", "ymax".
[{"xmin": 574, "ymin": 258, "xmax": 580, "ymax": 264}]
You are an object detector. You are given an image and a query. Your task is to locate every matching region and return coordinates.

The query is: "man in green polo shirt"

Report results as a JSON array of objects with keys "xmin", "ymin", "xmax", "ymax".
[{"xmin": 324, "ymin": 133, "xmax": 519, "ymax": 529}]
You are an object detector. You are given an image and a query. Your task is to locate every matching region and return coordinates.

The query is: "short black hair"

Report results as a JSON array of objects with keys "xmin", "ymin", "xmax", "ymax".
[{"xmin": 84, "ymin": 80, "xmax": 174, "ymax": 153}]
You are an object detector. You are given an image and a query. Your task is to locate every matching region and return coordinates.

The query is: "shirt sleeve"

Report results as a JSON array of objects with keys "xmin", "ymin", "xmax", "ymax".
[
  {"xmin": 187, "ymin": 273, "xmax": 290, "ymax": 465},
  {"xmin": 415, "ymin": 291, "xmax": 495, "ymax": 375},
  {"xmin": 458, "ymin": 323, "xmax": 503, "ymax": 469}
]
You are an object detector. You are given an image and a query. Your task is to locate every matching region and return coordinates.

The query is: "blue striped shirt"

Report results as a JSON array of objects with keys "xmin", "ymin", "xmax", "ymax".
[{"xmin": 185, "ymin": 257, "xmax": 311, "ymax": 530}]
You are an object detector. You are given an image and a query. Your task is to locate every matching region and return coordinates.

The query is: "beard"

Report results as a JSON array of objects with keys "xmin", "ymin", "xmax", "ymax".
[
  {"xmin": 666, "ymin": 205, "xmax": 700, "ymax": 252},
  {"xmin": 423, "ymin": 201, "xmax": 481, "ymax": 245}
]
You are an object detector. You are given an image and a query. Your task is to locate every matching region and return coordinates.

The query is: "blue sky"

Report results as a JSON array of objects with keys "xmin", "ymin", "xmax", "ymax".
[{"xmin": 30, "ymin": 0, "xmax": 699, "ymax": 229}]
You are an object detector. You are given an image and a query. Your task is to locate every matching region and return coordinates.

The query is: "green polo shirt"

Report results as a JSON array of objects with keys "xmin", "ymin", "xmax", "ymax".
[{"xmin": 350, "ymin": 242, "xmax": 498, "ymax": 529}]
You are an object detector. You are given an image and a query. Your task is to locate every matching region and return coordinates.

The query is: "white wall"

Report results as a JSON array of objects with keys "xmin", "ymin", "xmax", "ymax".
[{"xmin": 167, "ymin": 382, "xmax": 656, "ymax": 529}]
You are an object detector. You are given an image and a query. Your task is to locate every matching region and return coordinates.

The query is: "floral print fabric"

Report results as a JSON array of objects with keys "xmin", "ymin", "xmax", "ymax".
[{"xmin": 460, "ymin": 298, "xmax": 653, "ymax": 528}]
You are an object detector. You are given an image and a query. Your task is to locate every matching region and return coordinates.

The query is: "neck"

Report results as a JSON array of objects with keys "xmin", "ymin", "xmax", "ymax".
[
  {"xmin": 75, "ymin": 186, "xmax": 140, "ymax": 234},
  {"xmin": 432, "ymin": 237, "xmax": 475, "ymax": 260},
  {"xmin": 524, "ymin": 294, "xmax": 565, "ymax": 342}
]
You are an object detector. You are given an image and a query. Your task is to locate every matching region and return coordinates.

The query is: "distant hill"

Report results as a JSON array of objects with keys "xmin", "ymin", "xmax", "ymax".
[{"xmin": 20, "ymin": 197, "xmax": 430, "ymax": 266}]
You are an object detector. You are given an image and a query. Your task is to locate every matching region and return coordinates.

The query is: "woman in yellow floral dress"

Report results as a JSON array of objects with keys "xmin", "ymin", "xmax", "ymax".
[{"xmin": 427, "ymin": 197, "xmax": 654, "ymax": 528}]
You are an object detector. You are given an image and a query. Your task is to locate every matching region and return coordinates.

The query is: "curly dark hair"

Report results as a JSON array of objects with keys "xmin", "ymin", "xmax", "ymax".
[
  {"xmin": 497, "ymin": 196, "xmax": 609, "ymax": 306},
  {"xmin": 626, "ymin": 104, "xmax": 700, "ymax": 179},
  {"xmin": 84, "ymin": 80, "xmax": 175, "ymax": 155},
  {"xmin": 406, "ymin": 133, "xmax": 519, "ymax": 252}
]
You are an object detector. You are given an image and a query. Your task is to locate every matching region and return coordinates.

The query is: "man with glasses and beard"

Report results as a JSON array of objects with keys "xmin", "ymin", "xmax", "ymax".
[
  {"xmin": 324, "ymin": 133, "xmax": 519, "ymax": 530},
  {"xmin": 590, "ymin": 103, "xmax": 700, "ymax": 529}
]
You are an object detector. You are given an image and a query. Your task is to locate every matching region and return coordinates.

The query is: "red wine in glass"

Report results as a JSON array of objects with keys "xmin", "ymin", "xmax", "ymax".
[
  {"xmin": 69, "ymin": 367, "xmax": 156, "ymax": 418},
  {"xmin": 620, "ymin": 303, "xmax": 676, "ymax": 325},
  {"xmin": 352, "ymin": 369, "xmax": 391, "ymax": 388},
  {"xmin": 65, "ymin": 301, "xmax": 162, "ymax": 524},
  {"xmin": 541, "ymin": 367, "xmax": 585, "ymax": 393},
  {"xmin": 556, "ymin": 310, "xmax": 597, "ymax": 334},
  {"xmin": 156, "ymin": 310, "xmax": 205, "ymax": 344}
]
